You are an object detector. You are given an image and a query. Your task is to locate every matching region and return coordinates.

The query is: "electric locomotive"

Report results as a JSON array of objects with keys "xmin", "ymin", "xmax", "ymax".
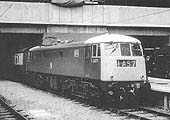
[{"xmin": 14, "ymin": 34, "xmax": 150, "ymax": 107}]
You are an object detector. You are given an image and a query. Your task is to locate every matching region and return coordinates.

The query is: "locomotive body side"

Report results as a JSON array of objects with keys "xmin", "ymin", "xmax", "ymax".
[
  {"xmin": 30, "ymin": 47, "xmax": 85, "ymax": 78},
  {"xmin": 28, "ymin": 42, "xmax": 88, "ymax": 78}
]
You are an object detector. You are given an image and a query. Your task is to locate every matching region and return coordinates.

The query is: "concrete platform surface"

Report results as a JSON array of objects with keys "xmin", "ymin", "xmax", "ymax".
[{"xmin": 149, "ymin": 77, "xmax": 170, "ymax": 93}]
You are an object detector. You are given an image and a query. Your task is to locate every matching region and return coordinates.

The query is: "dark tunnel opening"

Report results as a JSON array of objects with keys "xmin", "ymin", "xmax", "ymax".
[{"xmin": 0, "ymin": 33, "xmax": 43, "ymax": 79}]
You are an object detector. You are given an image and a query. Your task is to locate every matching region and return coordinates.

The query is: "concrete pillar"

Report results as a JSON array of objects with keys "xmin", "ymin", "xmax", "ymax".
[{"xmin": 164, "ymin": 94, "xmax": 169, "ymax": 110}]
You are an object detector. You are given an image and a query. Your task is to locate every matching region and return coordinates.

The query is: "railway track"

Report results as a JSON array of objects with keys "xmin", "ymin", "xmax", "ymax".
[
  {"xmin": 53, "ymin": 91, "xmax": 170, "ymax": 120},
  {"xmin": 61, "ymin": 96, "xmax": 170, "ymax": 120},
  {"xmin": 64, "ymin": 95, "xmax": 170, "ymax": 120},
  {"xmin": 32, "ymin": 87, "xmax": 170, "ymax": 120},
  {"xmin": 114, "ymin": 106, "xmax": 170, "ymax": 120},
  {"xmin": 0, "ymin": 98, "xmax": 29, "ymax": 120}
]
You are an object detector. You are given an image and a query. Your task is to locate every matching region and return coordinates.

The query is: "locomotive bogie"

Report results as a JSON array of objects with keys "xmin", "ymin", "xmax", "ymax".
[{"xmin": 27, "ymin": 71, "xmax": 145, "ymax": 107}]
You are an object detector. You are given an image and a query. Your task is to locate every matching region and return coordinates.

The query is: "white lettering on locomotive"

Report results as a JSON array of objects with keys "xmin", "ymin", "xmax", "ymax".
[{"xmin": 91, "ymin": 58, "xmax": 98, "ymax": 63}]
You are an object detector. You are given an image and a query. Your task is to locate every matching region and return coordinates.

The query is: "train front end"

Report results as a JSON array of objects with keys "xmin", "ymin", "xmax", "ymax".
[
  {"xmin": 93, "ymin": 34, "xmax": 150, "ymax": 106},
  {"xmin": 101, "ymin": 41, "xmax": 147, "ymax": 84}
]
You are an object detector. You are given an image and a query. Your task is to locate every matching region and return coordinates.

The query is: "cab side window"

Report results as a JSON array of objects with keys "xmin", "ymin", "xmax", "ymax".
[
  {"xmin": 97, "ymin": 45, "xmax": 101, "ymax": 56},
  {"xmin": 92, "ymin": 45, "xmax": 97, "ymax": 57},
  {"xmin": 92, "ymin": 44, "xmax": 101, "ymax": 57}
]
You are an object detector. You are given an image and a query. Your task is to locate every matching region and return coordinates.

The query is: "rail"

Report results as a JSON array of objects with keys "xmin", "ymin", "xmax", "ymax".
[
  {"xmin": 0, "ymin": 98, "xmax": 29, "ymax": 120},
  {"xmin": 115, "ymin": 106, "xmax": 170, "ymax": 120}
]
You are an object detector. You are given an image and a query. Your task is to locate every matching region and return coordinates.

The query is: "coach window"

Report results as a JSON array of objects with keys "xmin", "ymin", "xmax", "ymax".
[{"xmin": 92, "ymin": 44, "xmax": 101, "ymax": 57}]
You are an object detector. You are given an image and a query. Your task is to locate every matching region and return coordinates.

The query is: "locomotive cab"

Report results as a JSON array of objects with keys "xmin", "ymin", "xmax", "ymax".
[
  {"xmin": 85, "ymin": 34, "xmax": 149, "ymax": 106},
  {"xmin": 85, "ymin": 34, "xmax": 147, "ymax": 84}
]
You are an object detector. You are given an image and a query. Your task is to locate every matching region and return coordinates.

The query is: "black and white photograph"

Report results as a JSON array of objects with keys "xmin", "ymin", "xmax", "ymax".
[{"xmin": 0, "ymin": 0, "xmax": 170, "ymax": 119}]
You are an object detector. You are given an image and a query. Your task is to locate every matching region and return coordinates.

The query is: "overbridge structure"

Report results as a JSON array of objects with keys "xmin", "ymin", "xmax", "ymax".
[{"xmin": 0, "ymin": 1, "xmax": 170, "ymax": 37}]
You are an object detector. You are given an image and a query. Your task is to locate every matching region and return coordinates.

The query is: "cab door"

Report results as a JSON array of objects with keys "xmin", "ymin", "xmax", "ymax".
[{"xmin": 84, "ymin": 44, "xmax": 101, "ymax": 80}]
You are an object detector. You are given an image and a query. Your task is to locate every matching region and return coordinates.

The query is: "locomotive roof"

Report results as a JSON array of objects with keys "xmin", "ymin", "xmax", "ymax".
[
  {"xmin": 29, "ymin": 34, "xmax": 141, "ymax": 52},
  {"xmin": 85, "ymin": 34, "xmax": 141, "ymax": 44},
  {"xmin": 29, "ymin": 40, "xmax": 86, "ymax": 52}
]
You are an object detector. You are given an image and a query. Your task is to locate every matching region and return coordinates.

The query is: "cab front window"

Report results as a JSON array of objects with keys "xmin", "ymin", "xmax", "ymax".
[
  {"xmin": 120, "ymin": 43, "xmax": 131, "ymax": 56},
  {"xmin": 131, "ymin": 43, "xmax": 142, "ymax": 56},
  {"xmin": 104, "ymin": 43, "xmax": 119, "ymax": 56},
  {"xmin": 104, "ymin": 42, "xmax": 143, "ymax": 57}
]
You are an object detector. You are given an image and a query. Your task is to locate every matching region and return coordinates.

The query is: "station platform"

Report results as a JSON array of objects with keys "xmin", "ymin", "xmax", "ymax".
[
  {"xmin": 149, "ymin": 77, "xmax": 170, "ymax": 93},
  {"xmin": 148, "ymin": 77, "xmax": 170, "ymax": 110}
]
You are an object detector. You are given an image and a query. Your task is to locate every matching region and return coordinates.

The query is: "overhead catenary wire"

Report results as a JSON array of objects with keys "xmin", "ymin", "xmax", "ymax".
[
  {"xmin": 0, "ymin": 1, "xmax": 15, "ymax": 18},
  {"xmin": 110, "ymin": 8, "xmax": 170, "ymax": 24},
  {"xmin": 81, "ymin": 5, "xmax": 170, "ymax": 25}
]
